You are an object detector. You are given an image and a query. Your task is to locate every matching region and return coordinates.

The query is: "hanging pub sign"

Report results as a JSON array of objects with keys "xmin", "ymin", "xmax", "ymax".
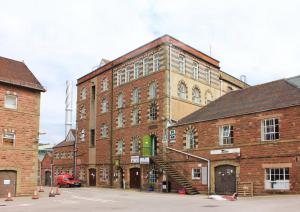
[{"xmin": 170, "ymin": 129, "xmax": 176, "ymax": 141}]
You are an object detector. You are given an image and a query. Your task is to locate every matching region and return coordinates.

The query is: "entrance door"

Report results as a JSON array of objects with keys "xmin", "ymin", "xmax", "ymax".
[
  {"xmin": 130, "ymin": 168, "xmax": 141, "ymax": 189},
  {"xmin": 150, "ymin": 135, "xmax": 157, "ymax": 156},
  {"xmin": 215, "ymin": 165, "xmax": 236, "ymax": 195},
  {"xmin": 89, "ymin": 168, "xmax": 96, "ymax": 186},
  {"xmin": 0, "ymin": 171, "xmax": 17, "ymax": 198},
  {"xmin": 45, "ymin": 171, "xmax": 51, "ymax": 186}
]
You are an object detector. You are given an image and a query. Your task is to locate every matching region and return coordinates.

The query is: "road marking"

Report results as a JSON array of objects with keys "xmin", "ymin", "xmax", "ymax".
[{"xmin": 71, "ymin": 195, "xmax": 116, "ymax": 203}]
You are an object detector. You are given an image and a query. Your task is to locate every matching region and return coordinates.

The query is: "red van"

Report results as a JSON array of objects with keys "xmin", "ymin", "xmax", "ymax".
[{"xmin": 56, "ymin": 174, "xmax": 81, "ymax": 187}]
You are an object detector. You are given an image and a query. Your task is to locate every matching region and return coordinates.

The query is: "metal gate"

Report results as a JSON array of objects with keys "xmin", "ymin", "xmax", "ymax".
[
  {"xmin": 0, "ymin": 170, "xmax": 17, "ymax": 198},
  {"xmin": 215, "ymin": 165, "xmax": 236, "ymax": 195},
  {"xmin": 129, "ymin": 168, "xmax": 141, "ymax": 189}
]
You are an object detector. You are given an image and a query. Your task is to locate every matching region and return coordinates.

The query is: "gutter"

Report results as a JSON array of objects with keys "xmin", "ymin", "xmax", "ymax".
[{"xmin": 166, "ymin": 146, "xmax": 211, "ymax": 194}]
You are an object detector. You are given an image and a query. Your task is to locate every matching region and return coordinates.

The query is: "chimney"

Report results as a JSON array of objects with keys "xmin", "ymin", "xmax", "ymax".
[{"xmin": 65, "ymin": 80, "xmax": 73, "ymax": 137}]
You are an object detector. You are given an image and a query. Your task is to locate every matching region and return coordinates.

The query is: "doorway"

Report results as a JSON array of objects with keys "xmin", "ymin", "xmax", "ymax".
[
  {"xmin": 215, "ymin": 165, "xmax": 236, "ymax": 195},
  {"xmin": 130, "ymin": 168, "xmax": 141, "ymax": 189},
  {"xmin": 0, "ymin": 170, "xmax": 17, "ymax": 198},
  {"xmin": 45, "ymin": 170, "xmax": 51, "ymax": 186},
  {"xmin": 89, "ymin": 168, "xmax": 96, "ymax": 186},
  {"xmin": 118, "ymin": 168, "xmax": 124, "ymax": 189}
]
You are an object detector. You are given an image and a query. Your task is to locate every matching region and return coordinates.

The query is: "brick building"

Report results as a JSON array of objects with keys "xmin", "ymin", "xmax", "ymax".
[
  {"xmin": 0, "ymin": 56, "xmax": 45, "ymax": 197},
  {"xmin": 168, "ymin": 76, "xmax": 300, "ymax": 195},
  {"xmin": 38, "ymin": 143, "xmax": 54, "ymax": 186},
  {"xmin": 52, "ymin": 129, "xmax": 76, "ymax": 185},
  {"xmin": 76, "ymin": 35, "xmax": 247, "ymax": 190}
]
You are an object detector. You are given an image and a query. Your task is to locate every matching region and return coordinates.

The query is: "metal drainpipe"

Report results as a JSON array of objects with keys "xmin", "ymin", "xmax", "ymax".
[
  {"xmin": 109, "ymin": 70, "xmax": 114, "ymax": 187},
  {"xmin": 74, "ymin": 127, "xmax": 77, "ymax": 178},
  {"xmin": 166, "ymin": 146, "xmax": 211, "ymax": 194}
]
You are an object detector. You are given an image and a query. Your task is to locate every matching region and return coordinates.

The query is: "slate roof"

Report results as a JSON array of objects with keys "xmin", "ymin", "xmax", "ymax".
[
  {"xmin": 176, "ymin": 76, "xmax": 300, "ymax": 126},
  {"xmin": 0, "ymin": 56, "xmax": 45, "ymax": 91},
  {"xmin": 54, "ymin": 129, "xmax": 76, "ymax": 148}
]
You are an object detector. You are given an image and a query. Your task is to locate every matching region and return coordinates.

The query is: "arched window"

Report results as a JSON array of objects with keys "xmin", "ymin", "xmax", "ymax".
[
  {"xmin": 179, "ymin": 55, "xmax": 185, "ymax": 74},
  {"xmin": 80, "ymin": 129, "xmax": 86, "ymax": 142},
  {"xmin": 117, "ymin": 140, "xmax": 124, "ymax": 155},
  {"xmin": 117, "ymin": 111, "xmax": 123, "ymax": 128},
  {"xmin": 186, "ymin": 130, "xmax": 195, "ymax": 149},
  {"xmin": 178, "ymin": 82, "xmax": 187, "ymax": 99},
  {"xmin": 80, "ymin": 87, "xmax": 87, "ymax": 100},
  {"xmin": 102, "ymin": 78, "xmax": 108, "ymax": 91},
  {"xmin": 101, "ymin": 124, "xmax": 108, "ymax": 138},
  {"xmin": 132, "ymin": 88, "xmax": 139, "ymax": 104},
  {"xmin": 132, "ymin": 108, "xmax": 139, "ymax": 125},
  {"xmin": 192, "ymin": 61, "xmax": 199, "ymax": 80},
  {"xmin": 192, "ymin": 87, "xmax": 201, "ymax": 104},
  {"xmin": 132, "ymin": 137, "xmax": 140, "ymax": 153},
  {"xmin": 117, "ymin": 93, "xmax": 124, "ymax": 108},
  {"xmin": 101, "ymin": 98, "xmax": 108, "ymax": 113},
  {"xmin": 149, "ymin": 103, "xmax": 158, "ymax": 121},
  {"xmin": 79, "ymin": 106, "xmax": 86, "ymax": 119},
  {"xmin": 149, "ymin": 82, "xmax": 157, "ymax": 99}
]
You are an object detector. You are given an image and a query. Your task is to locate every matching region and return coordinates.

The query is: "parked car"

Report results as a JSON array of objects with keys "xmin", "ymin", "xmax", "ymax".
[{"xmin": 56, "ymin": 174, "xmax": 81, "ymax": 187}]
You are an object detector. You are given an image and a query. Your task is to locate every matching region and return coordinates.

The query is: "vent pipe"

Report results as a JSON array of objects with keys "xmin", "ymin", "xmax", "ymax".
[{"xmin": 65, "ymin": 80, "xmax": 73, "ymax": 137}]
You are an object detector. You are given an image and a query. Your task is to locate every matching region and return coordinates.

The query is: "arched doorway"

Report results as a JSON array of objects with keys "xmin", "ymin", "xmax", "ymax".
[
  {"xmin": 150, "ymin": 135, "xmax": 157, "ymax": 156},
  {"xmin": 45, "ymin": 170, "xmax": 51, "ymax": 186},
  {"xmin": 88, "ymin": 168, "xmax": 96, "ymax": 186},
  {"xmin": 215, "ymin": 165, "xmax": 236, "ymax": 195},
  {"xmin": 0, "ymin": 170, "xmax": 17, "ymax": 198},
  {"xmin": 130, "ymin": 168, "xmax": 141, "ymax": 189}
]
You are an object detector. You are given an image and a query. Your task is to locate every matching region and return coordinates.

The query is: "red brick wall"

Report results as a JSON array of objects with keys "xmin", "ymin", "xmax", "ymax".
[{"xmin": 0, "ymin": 83, "xmax": 41, "ymax": 196}]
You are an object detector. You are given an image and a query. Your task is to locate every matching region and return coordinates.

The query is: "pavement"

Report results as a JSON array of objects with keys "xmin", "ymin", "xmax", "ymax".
[{"xmin": 0, "ymin": 187, "xmax": 300, "ymax": 212}]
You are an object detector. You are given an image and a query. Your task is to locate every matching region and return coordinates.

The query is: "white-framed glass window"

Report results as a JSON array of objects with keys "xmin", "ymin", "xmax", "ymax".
[
  {"xmin": 186, "ymin": 130, "xmax": 195, "ymax": 149},
  {"xmin": 178, "ymin": 82, "xmax": 187, "ymax": 100},
  {"xmin": 134, "ymin": 62, "xmax": 140, "ymax": 79},
  {"xmin": 117, "ymin": 140, "xmax": 124, "ymax": 155},
  {"xmin": 261, "ymin": 118, "xmax": 279, "ymax": 141},
  {"xmin": 79, "ymin": 106, "xmax": 86, "ymax": 119},
  {"xmin": 117, "ymin": 70, "xmax": 125, "ymax": 86},
  {"xmin": 219, "ymin": 125, "xmax": 234, "ymax": 145},
  {"xmin": 153, "ymin": 53, "xmax": 160, "ymax": 72},
  {"xmin": 117, "ymin": 94, "xmax": 124, "ymax": 108},
  {"xmin": 102, "ymin": 78, "xmax": 108, "ymax": 91},
  {"xmin": 132, "ymin": 137, "xmax": 139, "ymax": 154},
  {"xmin": 101, "ymin": 98, "xmax": 108, "ymax": 113},
  {"xmin": 149, "ymin": 168, "xmax": 158, "ymax": 183},
  {"xmin": 125, "ymin": 67, "xmax": 131, "ymax": 83},
  {"xmin": 80, "ymin": 87, "xmax": 87, "ymax": 100},
  {"xmin": 80, "ymin": 129, "xmax": 85, "ymax": 142},
  {"xmin": 192, "ymin": 88, "xmax": 201, "ymax": 104},
  {"xmin": 192, "ymin": 62, "xmax": 199, "ymax": 80},
  {"xmin": 101, "ymin": 124, "xmax": 108, "ymax": 138},
  {"xmin": 101, "ymin": 167, "xmax": 109, "ymax": 181},
  {"xmin": 5, "ymin": 94, "xmax": 17, "ymax": 109},
  {"xmin": 265, "ymin": 168, "xmax": 289, "ymax": 190},
  {"xmin": 132, "ymin": 108, "xmax": 139, "ymax": 125},
  {"xmin": 117, "ymin": 111, "xmax": 124, "ymax": 128},
  {"xmin": 179, "ymin": 55, "xmax": 185, "ymax": 74},
  {"xmin": 149, "ymin": 103, "xmax": 158, "ymax": 121},
  {"xmin": 149, "ymin": 82, "xmax": 157, "ymax": 99},
  {"xmin": 204, "ymin": 68, "xmax": 211, "ymax": 84},
  {"xmin": 192, "ymin": 168, "xmax": 201, "ymax": 180},
  {"xmin": 2, "ymin": 131, "xmax": 15, "ymax": 146},
  {"xmin": 143, "ymin": 57, "xmax": 149, "ymax": 76},
  {"xmin": 132, "ymin": 88, "xmax": 139, "ymax": 104}
]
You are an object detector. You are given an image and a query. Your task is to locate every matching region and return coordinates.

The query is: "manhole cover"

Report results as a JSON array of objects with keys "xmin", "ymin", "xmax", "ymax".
[{"xmin": 202, "ymin": 205, "xmax": 219, "ymax": 208}]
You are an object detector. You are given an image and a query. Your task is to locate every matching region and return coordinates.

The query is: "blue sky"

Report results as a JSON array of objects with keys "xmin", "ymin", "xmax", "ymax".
[{"xmin": 0, "ymin": 0, "xmax": 299, "ymax": 144}]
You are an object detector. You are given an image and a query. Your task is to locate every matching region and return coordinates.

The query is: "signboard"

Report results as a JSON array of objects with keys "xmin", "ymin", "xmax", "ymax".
[
  {"xmin": 210, "ymin": 148, "xmax": 240, "ymax": 155},
  {"xmin": 130, "ymin": 156, "xmax": 140, "ymax": 164},
  {"xmin": 4, "ymin": 180, "xmax": 10, "ymax": 185},
  {"xmin": 140, "ymin": 157, "xmax": 150, "ymax": 164},
  {"xmin": 170, "ymin": 129, "xmax": 176, "ymax": 141}
]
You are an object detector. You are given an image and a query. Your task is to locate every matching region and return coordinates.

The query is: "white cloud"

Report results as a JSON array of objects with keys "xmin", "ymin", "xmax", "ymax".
[{"xmin": 0, "ymin": 0, "xmax": 299, "ymax": 143}]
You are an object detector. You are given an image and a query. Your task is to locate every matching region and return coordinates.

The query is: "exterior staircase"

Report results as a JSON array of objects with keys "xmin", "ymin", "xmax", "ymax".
[{"xmin": 152, "ymin": 156, "xmax": 199, "ymax": 195}]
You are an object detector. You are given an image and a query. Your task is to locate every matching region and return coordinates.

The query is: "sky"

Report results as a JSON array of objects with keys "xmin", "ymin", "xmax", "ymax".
[{"xmin": 0, "ymin": 0, "xmax": 299, "ymax": 144}]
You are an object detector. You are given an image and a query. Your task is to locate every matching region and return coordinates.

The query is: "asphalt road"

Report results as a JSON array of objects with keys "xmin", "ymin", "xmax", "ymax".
[{"xmin": 1, "ymin": 187, "xmax": 300, "ymax": 212}]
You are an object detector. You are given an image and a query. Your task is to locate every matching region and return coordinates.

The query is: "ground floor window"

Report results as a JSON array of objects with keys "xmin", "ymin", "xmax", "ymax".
[
  {"xmin": 149, "ymin": 168, "xmax": 158, "ymax": 183},
  {"xmin": 265, "ymin": 168, "xmax": 289, "ymax": 190},
  {"xmin": 192, "ymin": 168, "xmax": 201, "ymax": 180}
]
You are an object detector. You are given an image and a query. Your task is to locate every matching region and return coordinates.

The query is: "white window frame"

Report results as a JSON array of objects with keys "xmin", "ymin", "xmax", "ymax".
[
  {"xmin": 132, "ymin": 137, "xmax": 139, "ymax": 154},
  {"xmin": 5, "ymin": 94, "xmax": 17, "ymax": 110},
  {"xmin": 117, "ymin": 94, "xmax": 124, "ymax": 109},
  {"xmin": 178, "ymin": 82, "xmax": 187, "ymax": 100},
  {"xmin": 101, "ymin": 124, "xmax": 108, "ymax": 138},
  {"xmin": 192, "ymin": 168, "xmax": 201, "ymax": 180},
  {"xmin": 261, "ymin": 118, "xmax": 279, "ymax": 141},
  {"xmin": 2, "ymin": 131, "xmax": 16, "ymax": 146},
  {"xmin": 125, "ymin": 67, "xmax": 131, "ymax": 83},
  {"xmin": 204, "ymin": 68, "xmax": 211, "ymax": 84},
  {"xmin": 132, "ymin": 108, "xmax": 139, "ymax": 125},
  {"xmin": 143, "ymin": 57, "xmax": 149, "ymax": 76},
  {"xmin": 80, "ymin": 129, "xmax": 85, "ymax": 142},
  {"xmin": 79, "ymin": 106, "xmax": 86, "ymax": 119},
  {"xmin": 80, "ymin": 87, "xmax": 87, "ymax": 100},
  {"xmin": 117, "ymin": 111, "xmax": 123, "ymax": 128},
  {"xmin": 132, "ymin": 88, "xmax": 139, "ymax": 104},
  {"xmin": 102, "ymin": 78, "xmax": 108, "ymax": 91},
  {"xmin": 134, "ymin": 62, "xmax": 140, "ymax": 79},
  {"xmin": 101, "ymin": 98, "xmax": 108, "ymax": 113},
  {"xmin": 192, "ymin": 62, "xmax": 199, "ymax": 80},
  {"xmin": 153, "ymin": 53, "xmax": 160, "ymax": 72},
  {"xmin": 149, "ymin": 103, "xmax": 158, "ymax": 121},
  {"xmin": 192, "ymin": 88, "xmax": 201, "ymax": 104},
  {"xmin": 149, "ymin": 82, "xmax": 157, "ymax": 99},
  {"xmin": 186, "ymin": 130, "xmax": 195, "ymax": 149},
  {"xmin": 179, "ymin": 55, "xmax": 185, "ymax": 74},
  {"xmin": 219, "ymin": 125, "xmax": 234, "ymax": 145},
  {"xmin": 265, "ymin": 168, "xmax": 290, "ymax": 190},
  {"xmin": 117, "ymin": 141, "xmax": 124, "ymax": 155}
]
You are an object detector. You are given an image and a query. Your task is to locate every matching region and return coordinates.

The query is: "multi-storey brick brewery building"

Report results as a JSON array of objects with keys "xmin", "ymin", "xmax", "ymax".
[
  {"xmin": 76, "ymin": 35, "xmax": 247, "ymax": 190},
  {"xmin": 0, "ymin": 56, "xmax": 45, "ymax": 197}
]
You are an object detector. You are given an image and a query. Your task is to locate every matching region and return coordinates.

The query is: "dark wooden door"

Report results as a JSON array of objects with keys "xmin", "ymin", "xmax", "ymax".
[
  {"xmin": 0, "ymin": 171, "xmax": 17, "ymax": 197},
  {"xmin": 130, "ymin": 168, "xmax": 141, "ymax": 189},
  {"xmin": 215, "ymin": 165, "xmax": 236, "ymax": 195},
  {"xmin": 45, "ymin": 171, "xmax": 51, "ymax": 186},
  {"xmin": 89, "ymin": 168, "xmax": 96, "ymax": 186}
]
